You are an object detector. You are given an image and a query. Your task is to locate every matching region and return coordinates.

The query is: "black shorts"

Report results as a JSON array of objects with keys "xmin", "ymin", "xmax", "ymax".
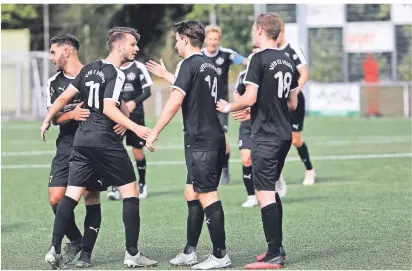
[
  {"xmin": 290, "ymin": 92, "xmax": 305, "ymax": 132},
  {"xmin": 217, "ymin": 112, "xmax": 229, "ymax": 133},
  {"xmin": 68, "ymin": 146, "xmax": 136, "ymax": 189},
  {"xmin": 185, "ymin": 148, "xmax": 225, "ymax": 193},
  {"xmin": 251, "ymin": 140, "xmax": 292, "ymax": 191},
  {"xmin": 49, "ymin": 143, "xmax": 106, "ymax": 191},
  {"xmin": 125, "ymin": 112, "xmax": 146, "ymax": 149},
  {"xmin": 238, "ymin": 120, "xmax": 252, "ymax": 150}
]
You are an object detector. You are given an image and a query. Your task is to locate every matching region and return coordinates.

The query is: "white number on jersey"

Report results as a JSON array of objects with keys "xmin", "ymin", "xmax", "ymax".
[
  {"xmin": 205, "ymin": 75, "xmax": 218, "ymax": 103},
  {"xmin": 274, "ymin": 71, "xmax": 292, "ymax": 98},
  {"xmin": 85, "ymin": 81, "xmax": 100, "ymax": 109}
]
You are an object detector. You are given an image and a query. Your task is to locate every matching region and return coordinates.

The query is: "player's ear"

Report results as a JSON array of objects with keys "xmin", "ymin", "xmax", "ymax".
[{"xmin": 64, "ymin": 47, "xmax": 70, "ymax": 58}]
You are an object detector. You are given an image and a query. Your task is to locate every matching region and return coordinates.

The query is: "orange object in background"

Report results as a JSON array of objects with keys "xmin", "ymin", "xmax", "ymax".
[{"xmin": 363, "ymin": 53, "xmax": 382, "ymax": 117}]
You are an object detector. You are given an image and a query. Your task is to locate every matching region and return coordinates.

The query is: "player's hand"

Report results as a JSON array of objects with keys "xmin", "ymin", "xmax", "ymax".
[
  {"xmin": 114, "ymin": 124, "xmax": 127, "ymax": 136},
  {"xmin": 145, "ymin": 131, "xmax": 159, "ymax": 152},
  {"xmin": 134, "ymin": 125, "xmax": 152, "ymax": 140},
  {"xmin": 40, "ymin": 121, "xmax": 51, "ymax": 142},
  {"xmin": 233, "ymin": 108, "xmax": 251, "ymax": 122},
  {"xmin": 72, "ymin": 102, "xmax": 90, "ymax": 121},
  {"xmin": 146, "ymin": 59, "xmax": 167, "ymax": 78},
  {"xmin": 216, "ymin": 99, "xmax": 230, "ymax": 113},
  {"xmin": 125, "ymin": 101, "xmax": 136, "ymax": 113}
]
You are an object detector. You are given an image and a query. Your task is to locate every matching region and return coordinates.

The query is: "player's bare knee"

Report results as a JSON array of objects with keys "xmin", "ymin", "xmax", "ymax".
[
  {"xmin": 48, "ymin": 188, "xmax": 65, "ymax": 206},
  {"xmin": 240, "ymin": 152, "xmax": 252, "ymax": 167},
  {"xmin": 292, "ymin": 133, "xmax": 303, "ymax": 147},
  {"xmin": 83, "ymin": 191, "xmax": 100, "ymax": 205},
  {"xmin": 256, "ymin": 190, "xmax": 276, "ymax": 208},
  {"xmin": 118, "ymin": 182, "xmax": 138, "ymax": 199},
  {"xmin": 198, "ymin": 191, "xmax": 219, "ymax": 208},
  {"xmin": 184, "ymin": 185, "xmax": 198, "ymax": 201},
  {"xmin": 49, "ymin": 195, "xmax": 62, "ymax": 206},
  {"xmin": 132, "ymin": 147, "xmax": 144, "ymax": 161}
]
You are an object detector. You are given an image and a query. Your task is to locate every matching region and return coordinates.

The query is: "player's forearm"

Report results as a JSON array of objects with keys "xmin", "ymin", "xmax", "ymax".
[
  {"xmin": 152, "ymin": 99, "xmax": 181, "ymax": 134},
  {"xmin": 133, "ymin": 87, "xmax": 151, "ymax": 105},
  {"xmin": 287, "ymin": 92, "xmax": 298, "ymax": 110},
  {"xmin": 162, "ymin": 71, "xmax": 176, "ymax": 85},
  {"xmin": 227, "ymin": 94, "xmax": 256, "ymax": 112},
  {"xmin": 52, "ymin": 111, "xmax": 73, "ymax": 125},
  {"xmin": 297, "ymin": 67, "xmax": 308, "ymax": 94},
  {"xmin": 120, "ymin": 100, "xmax": 130, "ymax": 118},
  {"xmin": 103, "ymin": 106, "xmax": 141, "ymax": 133},
  {"xmin": 44, "ymin": 96, "xmax": 70, "ymax": 123}
]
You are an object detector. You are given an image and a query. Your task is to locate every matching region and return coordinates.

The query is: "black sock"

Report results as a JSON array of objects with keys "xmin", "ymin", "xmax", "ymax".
[
  {"xmin": 261, "ymin": 203, "xmax": 281, "ymax": 256},
  {"xmin": 184, "ymin": 200, "xmax": 204, "ymax": 254},
  {"xmin": 204, "ymin": 201, "xmax": 226, "ymax": 258},
  {"xmin": 222, "ymin": 152, "xmax": 230, "ymax": 169},
  {"xmin": 123, "ymin": 197, "xmax": 140, "ymax": 256},
  {"xmin": 51, "ymin": 196, "xmax": 78, "ymax": 254},
  {"xmin": 82, "ymin": 204, "xmax": 101, "ymax": 255},
  {"xmin": 242, "ymin": 166, "xmax": 255, "ymax": 196},
  {"xmin": 297, "ymin": 142, "xmax": 313, "ymax": 170},
  {"xmin": 275, "ymin": 193, "xmax": 283, "ymax": 247},
  {"xmin": 51, "ymin": 204, "xmax": 82, "ymax": 242},
  {"xmin": 136, "ymin": 158, "xmax": 146, "ymax": 185}
]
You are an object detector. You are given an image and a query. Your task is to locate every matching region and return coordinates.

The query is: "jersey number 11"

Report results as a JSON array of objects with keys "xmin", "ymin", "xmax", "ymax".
[{"xmin": 85, "ymin": 81, "xmax": 100, "ymax": 109}]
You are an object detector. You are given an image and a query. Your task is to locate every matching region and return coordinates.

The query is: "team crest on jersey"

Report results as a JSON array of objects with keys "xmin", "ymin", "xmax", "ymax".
[
  {"xmin": 127, "ymin": 72, "xmax": 136, "ymax": 81},
  {"xmin": 293, "ymin": 54, "xmax": 298, "ymax": 60},
  {"xmin": 215, "ymin": 57, "xmax": 225, "ymax": 65}
]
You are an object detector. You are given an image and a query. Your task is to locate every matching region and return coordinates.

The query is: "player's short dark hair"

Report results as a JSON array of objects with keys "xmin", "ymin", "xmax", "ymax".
[
  {"xmin": 107, "ymin": 26, "xmax": 140, "ymax": 51},
  {"xmin": 255, "ymin": 13, "xmax": 283, "ymax": 41},
  {"xmin": 173, "ymin": 20, "xmax": 205, "ymax": 48},
  {"xmin": 49, "ymin": 33, "xmax": 80, "ymax": 51}
]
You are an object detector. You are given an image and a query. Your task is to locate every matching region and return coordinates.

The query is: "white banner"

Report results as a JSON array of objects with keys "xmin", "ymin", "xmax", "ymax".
[
  {"xmin": 344, "ymin": 22, "xmax": 394, "ymax": 53},
  {"xmin": 307, "ymin": 4, "xmax": 345, "ymax": 28},
  {"xmin": 284, "ymin": 23, "xmax": 298, "ymax": 45},
  {"xmin": 392, "ymin": 4, "xmax": 412, "ymax": 24},
  {"xmin": 308, "ymin": 83, "xmax": 360, "ymax": 116}
]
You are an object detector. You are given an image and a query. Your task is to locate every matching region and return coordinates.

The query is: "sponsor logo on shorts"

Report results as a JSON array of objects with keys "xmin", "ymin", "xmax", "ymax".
[
  {"xmin": 292, "ymin": 124, "xmax": 299, "ymax": 130},
  {"xmin": 49, "ymin": 175, "xmax": 53, "ymax": 183}
]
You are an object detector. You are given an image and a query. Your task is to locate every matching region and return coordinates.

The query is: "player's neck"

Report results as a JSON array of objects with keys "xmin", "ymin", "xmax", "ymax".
[
  {"xmin": 63, "ymin": 59, "xmax": 83, "ymax": 77},
  {"xmin": 104, "ymin": 53, "xmax": 123, "ymax": 68},
  {"xmin": 184, "ymin": 48, "xmax": 201, "ymax": 59},
  {"xmin": 278, "ymin": 40, "xmax": 287, "ymax": 48},
  {"xmin": 259, "ymin": 39, "xmax": 278, "ymax": 51}
]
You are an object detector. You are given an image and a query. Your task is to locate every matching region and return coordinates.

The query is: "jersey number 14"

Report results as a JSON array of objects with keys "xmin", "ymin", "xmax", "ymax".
[
  {"xmin": 205, "ymin": 75, "xmax": 218, "ymax": 103},
  {"xmin": 274, "ymin": 71, "xmax": 292, "ymax": 98},
  {"xmin": 85, "ymin": 81, "xmax": 100, "ymax": 109}
]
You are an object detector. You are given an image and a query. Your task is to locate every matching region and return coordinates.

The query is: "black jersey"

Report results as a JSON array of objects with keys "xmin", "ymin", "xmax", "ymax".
[
  {"xmin": 201, "ymin": 47, "xmax": 240, "ymax": 100},
  {"xmin": 172, "ymin": 53, "xmax": 225, "ymax": 151},
  {"xmin": 279, "ymin": 42, "xmax": 307, "ymax": 80},
  {"xmin": 46, "ymin": 71, "xmax": 81, "ymax": 142},
  {"xmin": 119, "ymin": 60, "xmax": 153, "ymax": 115},
  {"xmin": 69, "ymin": 60, "xmax": 126, "ymax": 149},
  {"xmin": 243, "ymin": 48, "xmax": 299, "ymax": 141},
  {"xmin": 235, "ymin": 70, "xmax": 247, "ymax": 95}
]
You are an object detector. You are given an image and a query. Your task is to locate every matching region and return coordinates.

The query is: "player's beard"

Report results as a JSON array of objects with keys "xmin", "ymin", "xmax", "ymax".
[{"xmin": 56, "ymin": 54, "xmax": 67, "ymax": 72}]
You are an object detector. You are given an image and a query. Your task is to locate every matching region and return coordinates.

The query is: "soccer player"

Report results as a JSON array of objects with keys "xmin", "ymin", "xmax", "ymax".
[
  {"xmin": 145, "ymin": 20, "xmax": 231, "ymax": 270},
  {"xmin": 41, "ymin": 27, "xmax": 158, "ymax": 269},
  {"xmin": 107, "ymin": 60, "xmax": 153, "ymax": 200},
  {"xmin": 201, "ymin": 25, "xmax": 247, "ymax": 185},
  {"xmin": 46, "ymin": 33, "xmax": 104, "ymax": 267},
  {"xmin": 276, "ymin": 22, "xmax": 316, "ymax": 185},
  {"xmin": 217, "ymin": 13, "xmax": 299, "ymax": 269}
]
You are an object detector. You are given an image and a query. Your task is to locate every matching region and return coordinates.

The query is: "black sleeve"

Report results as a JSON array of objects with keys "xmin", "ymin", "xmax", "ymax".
[
  {"xmin": 104, "ymin": 69, "xmax": 125, "ymax": 104},
  {"xmin": 243, "ymin": 54, "xmax": 262, "ymax": 89},
  {"xmin": 172, "ymin": 60, "xmax": 192, "ymax": 95},
  {"xmin": 136, "ymin": 62, "xmax": 153, "ymax": 89},
  {"xmin": 69, "ymin": 66, "xmax": 86, "ymax": 94},
  {"xmin": 235, "ymin": 72, "xmax": 246, "ymax": 96},
  {"xmin": 133, "ymin": 86, "xmax": 151, "ymax": 104}
]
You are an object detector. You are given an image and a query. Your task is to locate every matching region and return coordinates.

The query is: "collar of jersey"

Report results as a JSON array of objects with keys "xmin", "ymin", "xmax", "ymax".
[
  {"xmin": 62, "ymin": 71, "xmax": 75, "ymax": 79},
  {"xmin": 201, "ymin": 47, "xmax": 220, "ymax": 58},
  {"xmin": 186, "ymin": 52, "xmax": 203, "ymax": 59},
  {"xmin": 120, "ymin": 61, "xmax": 135, "ymax": 70}
]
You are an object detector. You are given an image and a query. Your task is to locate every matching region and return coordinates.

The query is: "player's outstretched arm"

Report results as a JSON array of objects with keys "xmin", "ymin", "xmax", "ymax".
[
  {"xmin": 146, "ymin": 59, "xmax": 176, "ymax": 85},
  {"xmin": 216, "ymin": 84, "xmax": 257, "ymax": 113},
  {"xmin": 103, "ymin": 100, "xmax": 151, "ymax": 139},
  {"xmin": 40, "ymin": 86, "xmax": 78, "ymax": 142},
  {"xmin": 146, "ymin": 89, "xmax": 184, "ymax": 152}
]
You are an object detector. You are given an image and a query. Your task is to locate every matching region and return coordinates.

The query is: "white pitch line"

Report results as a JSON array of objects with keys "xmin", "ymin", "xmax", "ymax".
[{"xmin": 1, "ymin": 152, "xmax": 411, "ymax": 169}]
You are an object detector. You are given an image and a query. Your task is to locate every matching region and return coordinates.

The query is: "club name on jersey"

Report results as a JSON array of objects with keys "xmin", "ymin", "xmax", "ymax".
[
  {"xmin": 84, "ymin": 69, "xmax": 106, "ymax": 83},
  {"xmin": 199, "ymin": 62, "xmax": 219, "ymax": 74},
  {"xmin": 269, "ymin": 59, "xmax": 294, "ymax": 73}
]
